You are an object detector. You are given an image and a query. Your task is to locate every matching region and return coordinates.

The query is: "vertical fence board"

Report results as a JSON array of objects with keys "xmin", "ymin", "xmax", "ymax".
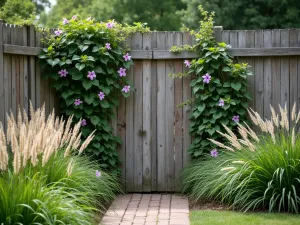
[
  {"xmin": 150, "ymin": 32, "xmax": 158, "ymax": 191},
  {"xmin": 142, "ymin": 33, "xmax": 152, "ymax": 192},
  {"xmin": 156, "ymin": 32, "xmax": 167, "ymax": 191},
  {"xmin": 22, "ymin": 26, "xmax": 29, "ymax": 113},
  {"xmin": 125, "ymin": 35, "xmax": 135, "ymax": 192},
  {"xmin": 280, "ymin": 30, "xmax": 290, "ymax": 111},
  {"xmin": 3, "ymin": 24, "xmax": 11, "ymax": 130},
  {"xmin": 10, "ymin": 26, "xmax": 17, "ymax": 117},
  {"xmin": 289, "ymin": 29, "xmax": 298, "ymax": 112},
  {"xmin": 35, "ymin": 31, "xmax": 42, "ymax": 108},
  {"xmin": 165, "ymin": 32, "xmax": 175, "ymax": 192},
  {"xmin": 254, "ymin": 30, "xmax": 264, "ymax": 117},
  {"xmin": 271, "ymin": 30, "xmax": 281, "ymax": 110},
  {"xmin": 174, "ymin": 32, "xmax": 183, "ymax": 192},
  {"xmin": 263, "ymin": 30, "xmax": 272, "ymax": 118},
  {"xmin": 182, "ymin": 32, "xmax": 192, "ymax": 167},
  {"xmin": 29, "ymin": 26, "xmax": 36, "ymax": 109},
  {"xmin": 245, "ymin": 30, "xmax": 255, "ymax": 109},
  {"xmin": 298, "ymin": 30, "xmax": 300, "ymax": 112}
]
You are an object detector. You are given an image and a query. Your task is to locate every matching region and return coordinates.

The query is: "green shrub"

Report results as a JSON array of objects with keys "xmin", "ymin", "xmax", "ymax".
[{"xmin": 182, "ymin": 104, "xmax": 300, "ymax": 213}]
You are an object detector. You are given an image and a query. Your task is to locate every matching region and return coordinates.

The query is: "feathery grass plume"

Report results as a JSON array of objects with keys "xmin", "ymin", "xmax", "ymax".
[
  {"xmin": 0, "ymin": 123, "xmax": 8, "ymax": 171},
  {"xmin": 67, "ymin": 158, "xmax": 74, "ymax": 177},
  {"xmin": 0, "ymin": 102, "xmax": 95, "ymax": 174},
  {"xmin": 208, "ymin": 138, "xmax": 235, "ymax": 152},
  {"xmin": 291, "ymin": 103, "xmax": 296, "ymax": 121},
  {"xmin": 270, "ymin": 105, "xmax": 279, "ymax": 127}
]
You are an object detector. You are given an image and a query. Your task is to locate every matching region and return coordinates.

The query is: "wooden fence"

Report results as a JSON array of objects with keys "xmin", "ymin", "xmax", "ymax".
[{"xmin": 1, "ymin": 22, "xmax": 300, "ymax": 192}]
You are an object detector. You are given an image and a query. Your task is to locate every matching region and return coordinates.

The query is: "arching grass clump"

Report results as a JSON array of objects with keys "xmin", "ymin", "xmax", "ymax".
[{"xmin": 183, "ymin": 104, "xmax": 300, "ymax": 213}]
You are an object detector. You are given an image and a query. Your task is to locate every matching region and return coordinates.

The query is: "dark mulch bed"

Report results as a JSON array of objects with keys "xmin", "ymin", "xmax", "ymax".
[{"xmin": 189, "ymin": 199, "xmax": 229, "ymax": 211}]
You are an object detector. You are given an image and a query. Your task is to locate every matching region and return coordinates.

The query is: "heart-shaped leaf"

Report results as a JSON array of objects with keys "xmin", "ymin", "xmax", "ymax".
[
  {"xmin": 84, "ymin": 93, "xmax": 95, "ymax": 105},
  {"xmin": 231, "ymin": 82, "xmax": 242, "ymax": 91},
  {"xmin": 82, "ymin": 80, "xmax": 92, "ymax": 90}
]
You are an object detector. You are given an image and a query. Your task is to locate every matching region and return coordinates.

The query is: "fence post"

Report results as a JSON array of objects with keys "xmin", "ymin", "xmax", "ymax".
[
  {"xmin": 0, "ymin": 20, "xmax": 4, "ymax": 125},
  {"xmin": 213, "ymin": 26, "xmax": 223, "ymax": 42}
]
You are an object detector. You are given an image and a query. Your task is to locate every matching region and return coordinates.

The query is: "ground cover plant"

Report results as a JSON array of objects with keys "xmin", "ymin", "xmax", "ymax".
[
  {"xmin": 0, "ymin": 104, "xmax": 120, "ymax": 224},
  {"xmin": 170, "ymin": 6, "xmax": 252, "ymax": 158},
  {"xmin": 39, "ymin": 16, "xmax": 149, "ymax": 173},
  {"xmin": 182, "ymin": 104, "xmax": 300, "ymax": 213}
]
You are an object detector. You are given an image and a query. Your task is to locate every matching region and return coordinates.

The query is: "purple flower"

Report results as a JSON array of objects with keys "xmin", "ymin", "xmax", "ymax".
[
  {"xmin": 87, "ymin": 17, "xmax": 92, "ymax": 21},
  {"xmin": 122, "ymin": 85, "xmax": 130, "ymax": 93},
  {"xmin": 105, "ymin": 43, "xmax": 111, "ymax": 50},
  {"xmin": 62, "ymin": 18, "xmax": 69, "ymax": 25},
  {"xmin": 118, "ymin": 68, "xmax": 126, "ymax": 77},
  {"xmin": 232, "ymin": 115, "xmax": 240, "ymax": 123},
  {"xmin": 123, "ymin": 53, "xmax": 131, "ymax": 61},
  {"xmin": 218, "ymin": 99, "xmax": 224, "ymax": 107},
  {"xmin": 81, "ymin": 119, "xmax": 87, "ymax": 126},
  {"xmin": 98, "ymin": 91, "xmax": 105, "ymax": 100},
  {"xmin": 58, "ymin": 69, "xmax": 68, "ymax": 77},
  {"xmin": 72, "ymin": 15, "xmax": 77, "ymax": 20},
  {"xmin": 74, "ymin": 99, "xmax": 83, "ymax": 106},
  {"xmin": 202, "ymin": 73, "xmax": 211, "ymax": 84},
  {"xmin": 95, "ymin": 170, "xmax": 101, "ymax": 177},
  {"xmin": 106, "ymin": 21, "xmax": 115, "ymax": 29},
  {"xmin": 54, "ymin": 29, "xmax": 63, "ymax": 36},
  {"xmin": 184, "ymin": 60, "xmax": 191, "ymax": 68},
  {"xmin": 87, "ymin": 71, "xmax": 96, "ymax": 80},
  {"xmin": 210, "ymin": 149, "xmax": 218, "ymax": 158}
]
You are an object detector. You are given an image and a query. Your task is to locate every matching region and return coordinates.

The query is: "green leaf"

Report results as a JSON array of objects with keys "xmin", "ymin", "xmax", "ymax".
[
  {"xmin": 83, "ymin": 40, "xmax": 93, "ymax": 45},
  {"xmin": 84, "ymin": 93, "xmax": 95, "ymax": 105},
  {"xmin": 79, "ymin": 45, "xmax": 89, "ymax": 52},
  {"xmin": 91, "ymin": 79, "xmax": 100, "ymax": 87},
  {"xmin": 102, "ymin": 86, "xmax": 110, "ymax": 95},
  {"xmin": 47, "ymin": 58, "xmax": 60, "ymax": 67},
  {"xmin": 75, "ymin": 63, "xmax": 85, "ymax": 71},
  {"xmin": 211, "ymin": 61, "xmax": 220, "ymax": 69},
  {"xmin": 84, "ymin": 107, "xmax": 93, "ymax": 115},
  {"xmin": 72, "ymin": 55, "xmax": 80, "ymax": 61},
  {"xmin": 68, "ymin": 45, "xmax": 77, "ymax": 54},
  {"xmin": 69, "ymin": 68, "xmax": 83, "ymax": 80},
  {"xmin": 94, "ymin": 66, "xmax": 104, "ymax": 74},
  {"xmin": 100, "ymin": 100, "xmax": 110, "ymax": 108},
  {"xmin": 74, "ymin": 110, "xmax": 83, "ymax": 119},
  {"xmin": 87, "ymin": 56, "xmax": 95, "ymax": 61},
  {"xmin": 231, "ymin": 82, "xmax": 242, "ymax": 91},
  {"xmin": 222, "ymin": 67, "xmax": 231, "ymax": 72},
  {"xmin": 92, "ymin": 46, "xmax": 99, "ymax": 52},
  {"xmin": 91, "ymin": 116, "xmax": 100, "ymax": 126},
  {"xmin": 66, "ymin": 107, "xmax": 74, "ymax": 116},
  {"xmin": 106, "ymin": 77, "xmax": 114, "ymax": 85},
  {"xmin": 213, "ymin": 111, "xmax": 223, "ymax": 119},
  {"xmin": 197, "ymin": 103, "xmax": 206, "ymax": 113},
  {"xmin": 65, "ymin": 98, "xmax": 74, "ymax": 106},
  {"xmin": 207, "ymin": 128, "xmax": 215, "ymax": 135},
  {"xmin": 82, "ymin": 80, "xmax": 93, "ymax": 90},
  {"xmin": 223, "ymin": 82, "xmax": 231, "ymax": 87},
  {"xmin": 100, "ymin": 56, "xmax": 109, "ymax": 64},
  {"xmin": 61, "ymin": 91, "xmax": 70, "ymax": 99}
]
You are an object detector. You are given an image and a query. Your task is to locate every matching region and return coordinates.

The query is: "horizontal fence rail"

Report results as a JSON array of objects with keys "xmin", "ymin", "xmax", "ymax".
[{"xmin": 1, "ymin": 22, "xmax": 300, "ymax": 192}]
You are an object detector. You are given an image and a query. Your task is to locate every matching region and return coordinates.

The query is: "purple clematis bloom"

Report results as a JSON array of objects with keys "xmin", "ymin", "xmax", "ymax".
[
  {"xmin": 118, "ymin": 68, "xmax": 126, "ymax": 77},
  {"xmin": 232, "ymin": 115, "xmax": 240, "ymax": 123},
  {"xmin": 95, "ymin": 170, "xmax": 101, "ymax": 177},
  {"xmin": 202, "ymin": 73, "xmax": 211, "ymax": 84},
  {"xmin": 98, "ymin": 91, "xmax": 105, "ymax": 100},
  {"xmin": 87, "ymin": 71, "xmax": 96, "ymax": 80},
  {"xmin": 184, "ymin": 60, "xmax": 191, "ymax": 68},
  {"xmin": 122, "ymin": 85, "xmax": 130, "ymax": 93},
  {"xmin": 74, "ymin": 99, "xmax": 83, "ymax": 106},
  {"xmin": 72, "ymin": 15, "xmax": 77, "ymax": 20},
  {"xmin": 58, "ymin": 69, "xmax": 68, "ymax": 77},
  {"xmin": 62, "ymin": 18, "xmax": 69, "ymax": 25},
  {"xmin": 81, "ymin": 119, "xmax": 87, "ymax": 126},
  {"xmin": 106, "ymin": 21, "xmax": 115, "ymax": 29},
  {"xmin": 105, "ymin": 43, "xmax": 111, "ymax": 50},
  {"xmin": 123, "ymin": 53, "xmax": 131, "ymax": 61},
  {"xmin": 210, "ymin": 149, "xmax": 218, "ymax": 157},
  {"xmin": 54, "ymin": 29, "xmax": 63, "ymax": 36},
  {"xmin": 218, "ymin": 99, "xmax": 224, "ymax": 107}
]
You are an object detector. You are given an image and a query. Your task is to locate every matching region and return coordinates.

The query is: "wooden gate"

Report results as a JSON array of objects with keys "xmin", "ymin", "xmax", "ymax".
[{"xmin": 115, "ymin": 32, "xmax": 193, "ymax": 192}]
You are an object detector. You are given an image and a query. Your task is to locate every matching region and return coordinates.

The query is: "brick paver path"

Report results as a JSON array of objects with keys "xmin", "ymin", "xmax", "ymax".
[{"xmin": 101, "ymin": 194, "xmax": 190, "ymax": 225}]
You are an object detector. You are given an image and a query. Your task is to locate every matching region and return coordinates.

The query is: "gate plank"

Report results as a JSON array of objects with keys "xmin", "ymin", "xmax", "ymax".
[
  {"xmin": 142, "ymin": 33, "xmax": 152, "ymax": 192},
  {"xmin": 165, "ymin": 32, "xmax": 175, "ymax": 192},
  {"xmin": 174, "ymin": 32, "xmax": 183, "ymax": 192},
  {"xmin": 151, "ymin": 32, "xmax": 158, "ymax": 191},
  {"xmin": 289, "ymin": 29, "xmax": 298, "ymax": 115},
  {"xmin": 125, "ymin": 34, "xmax": 135, "ymax": 192},
  {"xmin": 157, "ymin": 32, "xmax": 167, "ymax": 191}
]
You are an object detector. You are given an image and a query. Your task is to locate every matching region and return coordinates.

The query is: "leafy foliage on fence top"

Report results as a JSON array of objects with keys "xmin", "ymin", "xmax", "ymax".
[
  {"xmin": 171, "ymin": 5, "xmax": 253, "ymax": 158},
  {"xmin": 39, "ymin": 17, "xmax": 148, "ymax": 173}
]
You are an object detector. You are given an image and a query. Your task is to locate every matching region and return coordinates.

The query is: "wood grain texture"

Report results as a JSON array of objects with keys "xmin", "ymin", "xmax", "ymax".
[
  {"xmin": 280, "ymin": 30, "xmax": 290, "ymax": 111},
  {"xmin": 289, "ymin": 29, "xmax": 298, "ymax": 115},
  {"xmin": 0, "ymin": 21, "xmax": 4, "ymax": 127},
  {"xmin": 142, "ymin": 32, "xmax": 152, "ymax": 192},
  {"xmin": 263, "ymin": 30, "xmax": 272, "ymax": 118},
  {"xmin": 271, "ymin": 30, "xmax": 281, "ymax": 109}
]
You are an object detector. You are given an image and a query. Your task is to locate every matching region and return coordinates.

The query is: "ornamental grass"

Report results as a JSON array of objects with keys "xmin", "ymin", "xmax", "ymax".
[
  {"xmin": 182, "ymin": 103, "xmax": 300, "ymax": 213},
  {"xmin": 0, "ymin": 104, "xmax": 120, "ymax": 224}
]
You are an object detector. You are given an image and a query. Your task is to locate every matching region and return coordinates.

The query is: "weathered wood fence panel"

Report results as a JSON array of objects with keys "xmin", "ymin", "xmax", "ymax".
[{"xmin": 1, "ymin": 23, "xmax": 300, "ymax": 192}]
